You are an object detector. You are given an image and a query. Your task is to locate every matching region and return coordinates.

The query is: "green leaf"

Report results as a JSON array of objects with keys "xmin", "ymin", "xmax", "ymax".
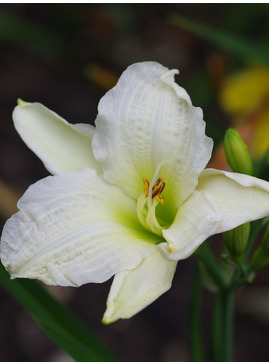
[
  {"xmin": 170, "ymin": 14, "xmax": 269, "ymax": 67},
  {"xmin": 0, "ymin": 262, "xmax": 115, "ymax": 361}
]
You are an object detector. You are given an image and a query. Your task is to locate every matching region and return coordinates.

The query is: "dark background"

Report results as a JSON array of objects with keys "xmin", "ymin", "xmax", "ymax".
[{"xmin": 1, "ymin": 3, "xmax": 269, "ymax": 361}]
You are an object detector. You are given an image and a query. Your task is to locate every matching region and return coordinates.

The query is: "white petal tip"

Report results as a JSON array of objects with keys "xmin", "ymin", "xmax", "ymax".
[
  {"xmin": 10, "ymin": 274, "xmax": 18, "ymax": 280},
  {"xmin": 101, "ymin": 316, "xmax": 116, "ymax": 325},
  {"xmin": 160, "ymin": 68, "xmax": 179, "ymax": 80}
]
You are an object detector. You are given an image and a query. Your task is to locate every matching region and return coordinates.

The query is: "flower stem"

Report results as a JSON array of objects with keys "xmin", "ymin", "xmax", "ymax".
[
  {"xmin": 222, "ymin": 287, "xmax": 236, "ymax": 361},
  {"xmin": 195, "ymin": 241, "xmax": 227, "ymax": 290},
  {"xmin": 190, "ymin": 263, "xmax": 204, "ymax": 361},
  {"xmin": 211, "ymin": 287, "xmax": 235, "ymax": 361},
  {"xmin": 193, "ymin": 219, "xmax": 266, "ymax": 361},
  {"xmin": 211, "ymin": 293, "xmax": 224, "ymax": 361},
  {"xmin": 194, "ymin": 241, "xmax": 238, "ymax": 361},
  {"xmin": 212, "ymin": 220, "xmax": 264, "ymax": 361}
]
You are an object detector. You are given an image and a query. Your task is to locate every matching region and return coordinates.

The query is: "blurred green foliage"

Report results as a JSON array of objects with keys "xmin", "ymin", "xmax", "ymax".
[{"xmin": 0, "ymin": 262, "xmax": 115, "ymax": 361}]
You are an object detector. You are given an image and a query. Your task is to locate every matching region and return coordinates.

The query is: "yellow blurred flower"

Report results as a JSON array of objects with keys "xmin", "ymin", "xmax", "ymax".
[
  {"xmin": 220, "ymin": 67, "xmax": 269, "ymax": 118},
  {"xmin": 209, "ymin": 67, "xmax": 269, "ymax": 169}
]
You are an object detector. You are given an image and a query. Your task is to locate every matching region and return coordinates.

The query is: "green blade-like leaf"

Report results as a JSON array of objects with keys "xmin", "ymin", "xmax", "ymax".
[
  {"xmin": 170, "ymin": 14, "xmax": 269, "ymax": 67},
  {"xmin": 0, "ymin": 262, "xmax": 115, "ymax": 361}
]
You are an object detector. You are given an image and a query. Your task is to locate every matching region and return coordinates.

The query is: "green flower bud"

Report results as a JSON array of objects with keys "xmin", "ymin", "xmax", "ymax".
[
  {"xmin": 250, "ymin": 223, "xmax": 269, "ymax": 270},
  {"xmin": 223, "ymin": 222, "xmax": 250, "ymax": 260},
  {"xmin": 224, "ymin": 128, "xmax": 253, "ymax": 175}
]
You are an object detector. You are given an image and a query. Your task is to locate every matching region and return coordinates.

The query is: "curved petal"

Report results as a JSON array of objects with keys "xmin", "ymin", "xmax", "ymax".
[
  {"xmin": 102, "ymin": 250, "xmax": 177, "ymax": 323},
  {"xmin": 196, "ymin": 168, "xmax": 269, "ymax": 232},
  {"xmin": 13, "ymin": 101, "xmax": 102, "ymax": 175},
  {"xmin": 0, "ymin": 169, "xmax": 159, "ymax": 286},
  {"xmin": 160, "ymin": 168, "xmax": 269, "ymax": 261},
  {"xmin": 92, "ymin": 61, "xmax": 213, "ymax": 209},
  {"xmin": 159, "ymin": 190, "xmax": 222, "ymax": 261}
]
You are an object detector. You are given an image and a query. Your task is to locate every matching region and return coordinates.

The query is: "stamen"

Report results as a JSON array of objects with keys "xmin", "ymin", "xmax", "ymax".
[
  {"xmin": 155, "ymin": 195, "xmax": 164, "ymax": 205},
  {"xmin": 138, "ymin": 161, "xmax": 170, "ymax": 236},
  {"xmin": 152, "ymin": 178, "xmax": 165, "ymax": 199},
  {"xmin": 143, "ymin": 176, "xmax": 165, "ymax": 205},
  {"xmin": 143, "ymin": 177, "xmax": 149, "ymax": 197}
]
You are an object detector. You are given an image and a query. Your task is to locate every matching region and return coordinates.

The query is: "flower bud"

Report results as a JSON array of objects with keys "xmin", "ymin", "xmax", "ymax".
[
  {"xmin": 250, "ymin": 223, "xmax": 269, "ymax": 270},
  {"xmin": 223, "ymin": 222, "xmax": 250, "ymax": 259},
  {"xmin": 224, "ymin": 128, "xmax": 253, "ymax": 175}
]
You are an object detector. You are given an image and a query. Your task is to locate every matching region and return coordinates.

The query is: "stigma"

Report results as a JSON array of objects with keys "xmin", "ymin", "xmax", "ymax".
[{"xmin": 143, "ymin": 176, "xmax": 165, "ymax": 205}]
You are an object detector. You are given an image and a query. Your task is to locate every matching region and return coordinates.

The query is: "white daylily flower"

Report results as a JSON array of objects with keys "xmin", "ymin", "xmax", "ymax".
[{"xmin": 1, "ymin": 61, "xmax": 269, "ymax": 323}]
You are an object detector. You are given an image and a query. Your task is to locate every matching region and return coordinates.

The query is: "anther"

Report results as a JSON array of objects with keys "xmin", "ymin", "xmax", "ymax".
[
  {"xmin": 143, "ymin": 177, "xmax": 149, "ymax": 197},
  {"xmin": 152, "ymin": 177, "xmax": 165, "ymax": 198},
  {"xmin": 143, "ymin": 176, "xmax": 165, "ymax": 205}
]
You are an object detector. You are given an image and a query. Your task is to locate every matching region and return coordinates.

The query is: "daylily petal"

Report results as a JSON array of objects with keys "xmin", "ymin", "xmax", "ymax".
[
  {"xmin": 197, "ymin": 168, "xmax": 269, "ymax": 232},
  {"xmin": 102, "ymin": 250, "xmax": 177, "ymax": 323},
  {"xmin": 72, "ymin": 123, "xmax": 96, "ymax": 137},
  {"xmin": 160, "ymin": 168, "xmax": 269, "ymax": 261},
  {"xmin": 13, "ymin": 101, "xmax": 102, "ymax": 175},
  {"xmin": 159, "ymin": 190, "xmax": 222, "ymax": 261},
  {"xmin": 92, "ymin": 61, "xmax": 213, "ymax": 208},
  {"xmin": 0, "ymin": 169, "xmax": 159, "ymax": 286}
]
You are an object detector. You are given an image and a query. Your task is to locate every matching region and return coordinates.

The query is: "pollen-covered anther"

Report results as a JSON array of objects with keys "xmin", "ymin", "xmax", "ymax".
[
  {"xmin": 143, "ymin": 176, "xmax": 165, "ymax": 205},
  {"xmin": 143, "ymin": 177, "xmax": 149, "ymax": 197},
  {"xmin": 155, "ymin": 195, "xmax": 164, "ymax": 205},
  {"xmin": 152, "ymin": 177, "xmax": 165, "ymax": 198}
]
